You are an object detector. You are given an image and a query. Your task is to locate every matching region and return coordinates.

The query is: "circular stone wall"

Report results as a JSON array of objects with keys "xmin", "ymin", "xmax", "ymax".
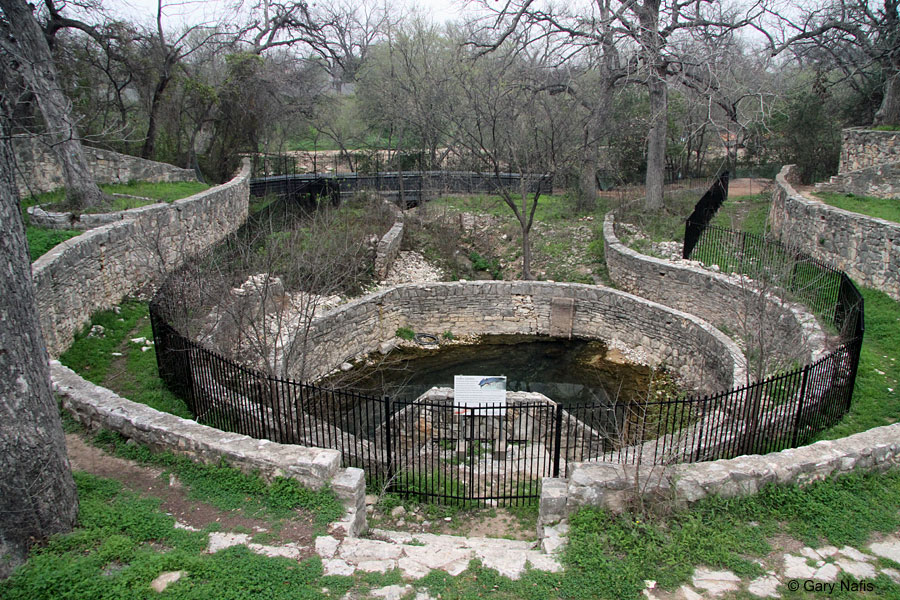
[{"xmin": 296, "ymin": 280, "xmax": 747, "ymax": 396}]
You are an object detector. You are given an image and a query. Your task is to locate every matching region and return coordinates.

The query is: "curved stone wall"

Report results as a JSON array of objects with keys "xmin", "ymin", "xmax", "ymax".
[
  {"xmin": 32, "ymin": 161, "xmax": 250, "ymax": 358},
  {"xmin": 13, "ymin": 135, "xmax": 197, "ymax": 197},
  {"xmin": 769, "ymin": 164, "xmax": 900, "ymax": 301},
  {"xmin": 298, "ymin": 281, "xmax": 746, "ymax": 397},
  {"xmin": 603, "ymin": 213, "xmax": 827, "ymax": 369}
]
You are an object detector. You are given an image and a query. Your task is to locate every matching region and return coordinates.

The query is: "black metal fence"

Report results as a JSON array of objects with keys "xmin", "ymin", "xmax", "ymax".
[{"xmin": 150, "ymin": 222, "xmax": 863, "ymax": 506}]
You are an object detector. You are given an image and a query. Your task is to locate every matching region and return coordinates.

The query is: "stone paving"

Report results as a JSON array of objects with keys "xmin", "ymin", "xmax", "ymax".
[
  {"xmin": 191, "ymin": 518, "xmax": 900, "ymax": 598},
  {"xmin": 316, "ymin": 528, "xmax": 561, "ymax": 580},
  {"xmin": 642, "ymin": 537, "xmax": 900, "ymax": 599}
]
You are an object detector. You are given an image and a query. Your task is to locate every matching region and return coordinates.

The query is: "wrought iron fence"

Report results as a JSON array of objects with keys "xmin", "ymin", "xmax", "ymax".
[{"xmin": 150, "ymin": 222, "xmax": 863, "ymax": 506}]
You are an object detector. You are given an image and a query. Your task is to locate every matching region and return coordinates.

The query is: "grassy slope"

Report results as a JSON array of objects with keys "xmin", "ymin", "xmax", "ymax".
[
  {"xmin": 3, "ymin": 464, "xmax": 899, "ymax": 599},
  {"xmin": 23, "ymin": 181, "xmax": 210, "ymax": 262},
  {"xmin": 815, "ymin": 192, "xmax": 900, "ymax": 224},
  {"xmin": 59, "ymin": 299, "xmax": 191, "ymax": 419}
]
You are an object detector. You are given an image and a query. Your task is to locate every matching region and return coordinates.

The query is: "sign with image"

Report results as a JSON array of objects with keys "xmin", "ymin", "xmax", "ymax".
[{"xmin": 453, "ymin": 375, "xmax": 507, "ymax": 416}]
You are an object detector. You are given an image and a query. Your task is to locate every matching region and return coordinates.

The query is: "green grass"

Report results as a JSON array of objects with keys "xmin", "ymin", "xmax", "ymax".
[
  {"xmin": 59, "ymin": 299, "xmax": 191, "ymax": 418},
  {"xmin": 26, "ymin": 227, "xmax": 81, "ymax": 261},
  {"xmin": 815, "ymin": 192, "xmax": 900, "ymax": 224},
  {"xmin": 711, "ymin": 193, "xmax": 772, "ymax": 235},
  {"xmin": 431, "ymin": 193, "xmax": 583, "ymax": 224},
  {"xmin": 23, "ymin": 180, "xmax": 210, "ymax": 214},
  {"xmin": 0, "ymin": 471, "xmax": 349, "ymax": 600},
  {"xmin": 818, "ymin": 286, "xmax": 900, "ymax": 439}
]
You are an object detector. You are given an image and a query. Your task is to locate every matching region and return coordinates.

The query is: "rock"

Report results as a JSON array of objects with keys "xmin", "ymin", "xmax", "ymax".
[
  {"xmin": 869, "ymin": 538, "xmax": 900, "ymax": 564},
  {"xmin": 835, "ymin": 558, "xmax": 877, "ymax": 579},
  {"xmin": 882, "ymin": 568, "xmax": 900, "ymax": 584},
  {"xmin": 676, "ymin": 586, "xmax": 703, "ymax": 600},
  {"xmin": 747, "ymin": 574, "xmax": 781, "ymax": 598},
  {"xmin": 315, "ymin": 535, "xmax": 341, "ymax": 559},
  {"xmin": 130, "ymin": 337, "xmax": 147, "ymax": 345},
  {"xmin": 207, "ymin": 532, "xmax": 250, "ymax": 553},
  {"xmin": 783, "ymin": 553, "xmax": 816, "ymax": 579},
  {"xmin": 691, "ymin": 569, "xmax": 741, "ymax": 597},
  {"xmin": 391, "ymin": 506, "xmax": 407, "ymax": 518},
  {"xmin": 366, "ymin": 494, "xmax": 378, "ymax": 505},
  {"xmin": 812, "ymin": 563, "xmax": 840, "ymax": 582},
  {"xmin": 370, "ymin": 585, "xmax": 414, "ymax": 600},
  {"xmin": 322, "ymin": 558, "xmax": 355, "ymax": 576},
  {"xmin": 339, "ymin": 538, "xmax": 403, "ymax": 563},
  {"xmin": 340, "ymin": 362, "xmax": 353, "ymax": 372},
  {"xmin": 150, "ymin": 571, "xmax": 185, "ymax": 593},
  {"xmin": 379, "ymin": 341, "xmax": 396, "ymax": 355}
]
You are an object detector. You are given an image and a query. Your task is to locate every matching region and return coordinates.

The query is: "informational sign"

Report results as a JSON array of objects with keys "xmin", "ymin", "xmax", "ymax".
[{"xmin": 453, "ymin": 375, "xmax": 507, "ymax": 416}]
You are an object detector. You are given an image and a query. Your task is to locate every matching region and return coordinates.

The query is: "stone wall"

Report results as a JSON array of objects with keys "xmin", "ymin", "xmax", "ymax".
[
  {"xmin": 13, "ymin": 135, "xmax": 197, "ymax": 197},
  {"xmin": 769, "ymin": 164, "xmax": 900, "ymax": 301},
  {"xmin": 549, "ymin": 421, "xmax": 900, "ymax": 518},
  {"xmin": 816, "ymin": 160, "xmax": 900, "ymax": 200},
  {"xmin": 32, "ymin": 160, "xmax": 250, "ymax": 358},
  {"xmin": 53, "ymin": 361, "xmax": 341, "ymax": 489},
  {"xmin": 838, "ymin": 127, "xmax": 900, "ymax": 173},
  {"xmin": 296, "ymin": 281, "xmax": 746, "ymax": 398},
  {"xmin": 603, "ymin": 214, "xmax": 827, "ymax": 368}
]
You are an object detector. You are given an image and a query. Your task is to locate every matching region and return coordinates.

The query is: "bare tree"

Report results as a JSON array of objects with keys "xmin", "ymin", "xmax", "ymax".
[
  {"xmin": 0, "ymin": 85, "xmax": 78, "ymax": 580},
  {"xmin": 471, "ymin": 0, "xmax": 766, "ymax": 210},
  {"xmin": 0, "ymin": 0, "xmax": 103, "ymax": 208},
  {"xmin": 762, "ymin": 0, "xmax": 900, "ymax": 127}
]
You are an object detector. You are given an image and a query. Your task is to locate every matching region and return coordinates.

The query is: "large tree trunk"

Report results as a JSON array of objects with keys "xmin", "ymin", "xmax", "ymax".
[
  {"xmin": 0, "ymin": 106, "xmax": 79, "ymax": 580},
  {"xmin": 141, "ymin": 75, "xmax": 170, "ymax": 159},
  {"xmin": 644, "ymin": 71, "xmax": 667, "ymax": 212},
  {"xmin": 638, "ymin": 0, "xmax": 666, "ymax": 211},
  {"xmin": 873, "ymin": 71, "xmax": 900, "ymax": 127},
  {"xmin": 0, "ymin": 0, "xmax": 103, "ymax": 209}
]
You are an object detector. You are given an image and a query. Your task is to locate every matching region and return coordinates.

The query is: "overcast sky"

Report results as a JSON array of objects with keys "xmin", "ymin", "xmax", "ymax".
[{"xmin": 104, "ymin": 0, "xmax": 482, "ymax": 29}]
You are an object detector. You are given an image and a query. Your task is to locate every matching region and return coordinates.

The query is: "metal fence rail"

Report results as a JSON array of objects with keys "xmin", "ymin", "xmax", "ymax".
[{"xmin": 150, "ymin": 217, "xmax": 863, "ymax": 506}]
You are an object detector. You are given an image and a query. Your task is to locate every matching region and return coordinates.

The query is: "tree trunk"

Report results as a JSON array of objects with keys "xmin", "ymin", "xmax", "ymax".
[
  {"xmin": 873, "ymin": 71, "xmax": 900, "ymax": 127},
  {"xmin": 0, "ymin": 107, "xmax": 79, "ymax": 580},
  {"xmin": 141, "ymin": 76, "xmax": 170, "ymax": 159},
  {"xmin": 644, "ymin": 72, "xmax": 667, "ymax": 211},
  {"xmin": 0, "ymin": 0, "xmax": 103, "ymax": 209},
  {"xmin": 521, "ymin": 223, "xmax": 531, "ymax": 280}
]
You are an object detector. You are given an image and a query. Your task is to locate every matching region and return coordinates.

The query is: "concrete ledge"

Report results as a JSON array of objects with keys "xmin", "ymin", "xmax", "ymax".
[
  {"xmin": 769, "ymin": 164, "xmax": 900, "ymax": 301},
  {"xmin": 52, "ymin": 361, "xmax": 342, "ymax": 490},
  {"xmin": 561, "ymin": 422, "xmax": 900, "ymax": 515}
]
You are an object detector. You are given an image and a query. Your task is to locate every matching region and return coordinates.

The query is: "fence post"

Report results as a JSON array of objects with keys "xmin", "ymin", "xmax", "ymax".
[
  {"xmin": 791, "ymin": 365, "xmax": 811, "ymax": 447},
  {"xmin": 552, "ymin": 404, "xmax": 564, "ymax": 478},
  {"xmin": 383, "ymin": 396, "xmax": 394, "ymax": 491}
]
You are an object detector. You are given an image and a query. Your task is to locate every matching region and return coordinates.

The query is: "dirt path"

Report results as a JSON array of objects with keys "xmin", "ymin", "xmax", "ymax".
[{"xmin": 64, "ymin": 433, "xmax": 316, "ymax": 551}]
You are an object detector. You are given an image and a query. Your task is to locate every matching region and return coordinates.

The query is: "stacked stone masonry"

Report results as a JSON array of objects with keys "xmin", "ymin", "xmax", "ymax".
[
  {"xmin": 817, "ymin": 128, "xmax": 900, "ymax": 199},
  {"xmin": 837, "ymin": 127, "xmax": 900, "ymax": 173},
  {"xmin": 13, "ymin": 134, "xmax": 197, "ymax": 197},
  {"xmin": 555, "ymin": 422, "xmax": 900, "ymax": 517},
  {"xmin": 32, "ymin": 160, "xmax": 250, "ymax": 357},
  {"xmin": 298, "ymin": 280, "xmax": 746, "ymax": 397},
  {"xmin": 602, "ymin": 213, "xmax": 827, "ymax": 366},
  {"xmin": 769, "ymin": 164, "xmax": 900, "ymax": 301}
]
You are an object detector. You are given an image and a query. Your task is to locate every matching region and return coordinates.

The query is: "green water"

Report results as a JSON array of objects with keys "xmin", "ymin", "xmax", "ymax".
[{"xmin": 329, "ymin": 335, "xmax": 659, "ymax": 407}]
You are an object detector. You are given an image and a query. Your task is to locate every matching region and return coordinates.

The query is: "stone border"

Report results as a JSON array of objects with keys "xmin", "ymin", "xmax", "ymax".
[
  {"xmin": 13, "ymin": 135, "xmax": 196, "ymax": 197},
  {"xmin": 542, "ymin": 421, "xmax": 900, "ymax": 520},
  {"xmin": 25, "ymin": 195, "xmax": 187, "ymax": 231},
  {"xmin": 299, "ymin": 280, "xmax": 746, "ymax": 396},
  {"xmin": 769, "ymin": 164, "xmax": 900, "ymax": 301},
  {"xmin": 603, "ymin": 213, "xmax": 828, "ymax": 367},
  {"xmin": 33, "ymin": 161, "xmax": 250, "ymax": 358}
]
